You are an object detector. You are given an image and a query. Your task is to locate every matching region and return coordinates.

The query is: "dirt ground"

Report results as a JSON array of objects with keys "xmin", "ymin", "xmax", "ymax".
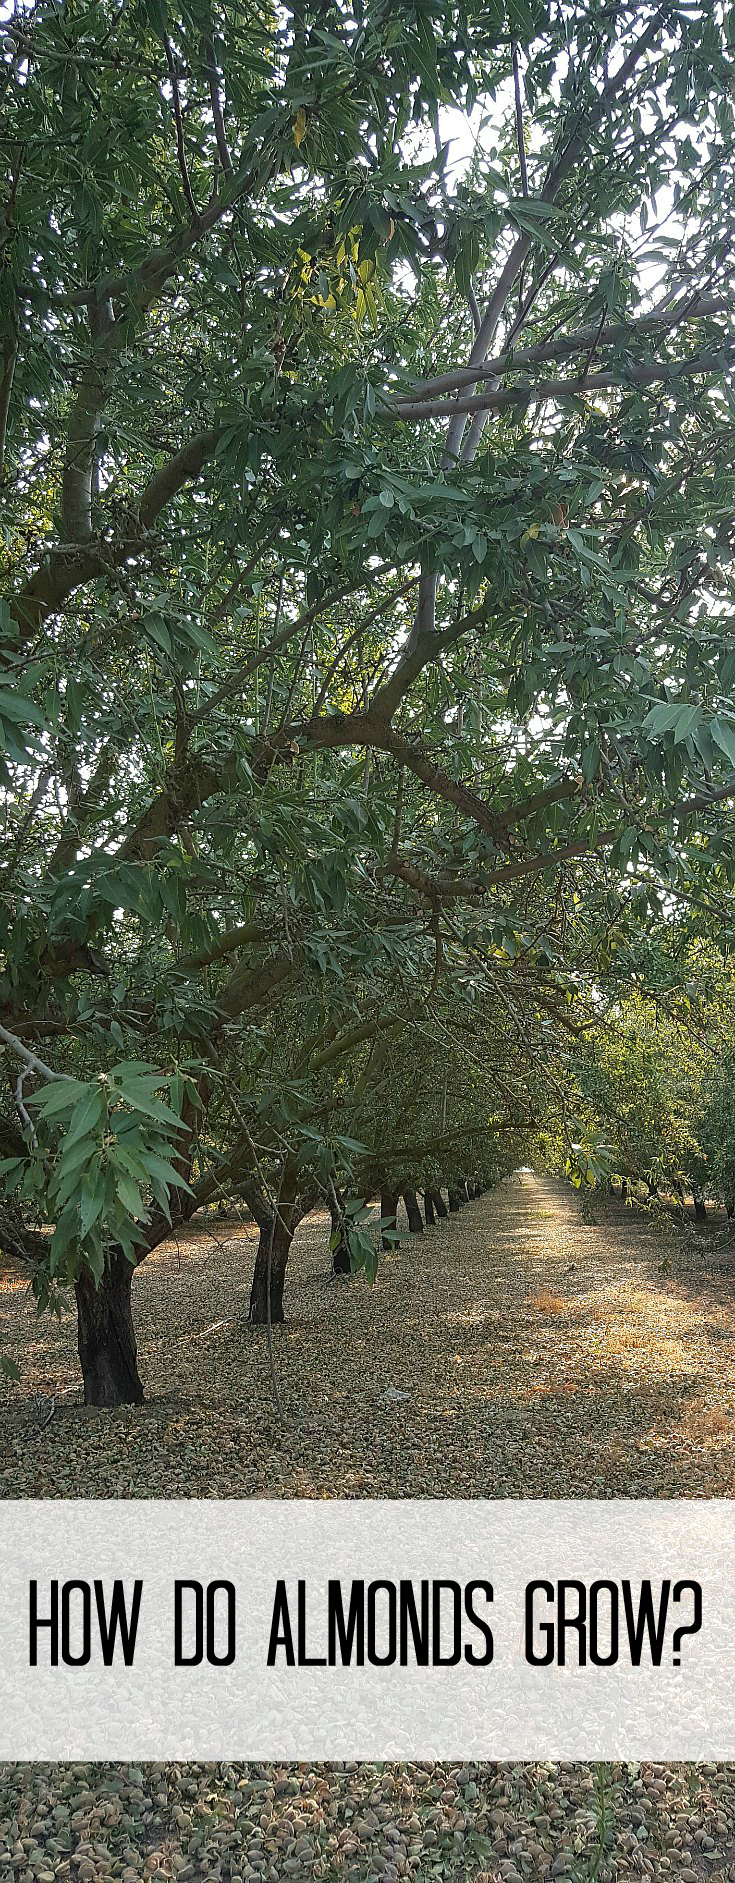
[
  {"xmin": 5, "ymin": 1179, "xmax": 735, "ymax": 1883},
  {"xmin": 2, "ymin": 1173, "xmax": 735, "ymax": 1500}
]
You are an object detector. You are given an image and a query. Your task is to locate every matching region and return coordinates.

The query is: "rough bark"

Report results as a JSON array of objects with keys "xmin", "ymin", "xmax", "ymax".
[
  {"xmin": 380, "ymin": 1190, "xmax": 399, "ymax": 1249},
  {"xmin": 402, "ymin": 1188, "xmax": 424, "ymax": 1234},
  {"xmin": 249, "ymin": 1205, "xmax": 298, "ymax": 1323},
  {"xmin": 423, "ymin": 1191, "xmax": 437, "ymax": 1226},
  {"xmin": 448, "ymin": 1187, "xmax": 464, "ymax": 1212},
  {"xmin": 693, "ymin": 1190, "xmax": 707, "ymax": 1223},
  {"xmin": 431, "ymin": 1189, "xmax": 448, "ymax": 1218},
  {"xmin": 75, "ymin": 1251, "xmax": 144, "ymax": 1407}
]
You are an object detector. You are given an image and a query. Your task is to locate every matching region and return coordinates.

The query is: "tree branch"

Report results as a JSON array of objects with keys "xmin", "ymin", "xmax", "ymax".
[
  {"xmin": 163, "ymin": 34, "xmax": 200, "ymax": 222},
  {"xmin": 7, "ymin": 426, "xmax": 224, "ymax": 650},
  {"xmin": 512, "ymin": 41, "xmax": 529, "ymax": 200},
  {"xmin": 204, "ymin": 37, "xmax": 233, "ymax": 178},
  {"xmin": 392, "ymin": 347, "xmax": 735, "ymax": 423},
  {"xmin": 0, "ymin": 340, "xmax": 17, "ymax": 482},
  {"xmin": 61, "ymin": 297, "xmax": 116, "ymax": 542},
  {"xmin": 411, "ymin": 4, "xmax": 673, "ymax": 641},
  {"xmin": 0, "ymin": 1204, "xmax": 48, "ymax": 1275},
  {"xmin": 0, "ymin": 1022, "xmax": 74, "ymax": 1082},
  {"xmin": 394, "ymin": 294, "xmax": 728, "ymax": 406}
]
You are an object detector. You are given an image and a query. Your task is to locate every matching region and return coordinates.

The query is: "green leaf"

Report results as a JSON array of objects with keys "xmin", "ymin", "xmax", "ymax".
[
  {"xmin": 28, "ymin": 1080, "xmax": 87, "ymax": 1119},
  {"xmin": 711, "ymin": 718, "xmax": 735, "ymax": 766},
  {"xmin": 114, "ymin": 1171, "xmax": 146, "ymax": 1218},
  {"xmin": 80, "ymin": 1182, "xmax": 106, "ymax": 1238},
  {"xmin": 64, "ymin": 1086, "xmax": 105, "ymax": 1152}
]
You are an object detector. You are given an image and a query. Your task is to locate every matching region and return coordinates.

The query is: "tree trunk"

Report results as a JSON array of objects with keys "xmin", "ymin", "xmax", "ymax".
[
  {"xmin": 75, "ymin": 1251, "xmax": 143, "ymax": 1408},
  {"xmin": 727, "ymin": 1199, "xmax": 735, "ymax": 1221},
  {"xmin": 448, "ymin": 1187, "xmax": 464, "ymax": 1212},
  {"xmin": 380, "ymin": 1190, "xmax": 399, "ymax": 1249},
  {"xmin": 423, "ymin": 1191, "xmax": 437, "ymax": 1226},
  {"xmin": 329, "ymin": 1187, "xmax": 351, "ymax": 1275},
  {"xmin": 431, "ymin": 1189, "xmax": 448, "ymax": 1218},
  {"xmin": 249, "ymin": 1174, "xmax": 302, "ymax": 1323},
  {"xmin": 693, "ymin": 1190, "xmax": 707, "ymax": 1223},
  {"xmin": 403, "ymin": 1188, "xmax": 424, "ymax": 1234}
]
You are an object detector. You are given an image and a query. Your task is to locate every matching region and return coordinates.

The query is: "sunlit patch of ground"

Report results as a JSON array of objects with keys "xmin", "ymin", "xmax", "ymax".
[{"xmin": 3, "ymin": 1175, "xmax": 735, "ymax": 1498}]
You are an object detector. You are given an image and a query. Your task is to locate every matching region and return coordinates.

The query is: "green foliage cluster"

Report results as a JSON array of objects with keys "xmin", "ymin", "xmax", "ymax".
[{"xmin": 572, "ymin": 963, "xmax": 735, "ymax": 1213}]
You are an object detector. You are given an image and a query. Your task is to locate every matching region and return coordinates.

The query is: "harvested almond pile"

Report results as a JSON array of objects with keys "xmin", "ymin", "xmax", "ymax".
[{"xmin": 3, "ymin": 1757, "xmax": 735, "ymax": 1883}]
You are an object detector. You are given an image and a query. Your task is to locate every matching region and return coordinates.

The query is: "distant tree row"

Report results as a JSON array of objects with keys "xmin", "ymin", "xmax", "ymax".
[{"xmin": 554, "ymin": 959, "xmax": 735, "ymax": 1219}]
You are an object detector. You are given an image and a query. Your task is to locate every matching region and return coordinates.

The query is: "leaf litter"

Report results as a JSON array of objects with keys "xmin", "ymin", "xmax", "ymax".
[{"xmin": 3, "ymin": 1176, "xmax": 735, "ymax": 1880}]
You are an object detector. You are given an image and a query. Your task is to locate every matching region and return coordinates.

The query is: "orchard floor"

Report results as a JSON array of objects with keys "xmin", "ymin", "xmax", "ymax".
[
  {"xmin": 4, "ymin": 1758, "xmax": 735, "ymax": 1883},
  {"xmin": 2, "ymin": 1173, "xmax": 735, "ymax": 1500},
  {"xmin": 4, "ymin": 1179, "xmax": 735, "ymax": 1883}
]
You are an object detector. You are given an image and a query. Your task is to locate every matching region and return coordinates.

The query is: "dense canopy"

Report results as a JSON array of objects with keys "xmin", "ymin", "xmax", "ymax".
[{"xmin": 3, "ymin": 0, "xmax": 735, "ymax": 1403}]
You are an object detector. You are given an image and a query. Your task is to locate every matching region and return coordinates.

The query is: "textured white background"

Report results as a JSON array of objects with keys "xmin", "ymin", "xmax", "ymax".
[{"xmin": 0, "ymin": 1500, "xmax": 729, "ymax": 1759}]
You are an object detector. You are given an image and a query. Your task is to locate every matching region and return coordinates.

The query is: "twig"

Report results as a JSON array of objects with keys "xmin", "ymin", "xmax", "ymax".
[
  {"xmin": 13, "ymin": 1069, "xmax": 37, "ymax": 1145},
  {"xmin": 389, "ymin": 766, "xmax": 404, "ymax": 858},
  {"xmin": 204, "ymin": 37, "xmax": 233, "ymax": 178},
  {"xmin": 34, "ymin": 1393, "xmax": 56, "ymax": 1431},
  {"xmin": 163, "ymin": 35, "xmax": 199, "ymax": 222},
  {"xmin": 512, "ymin": 41, "xmax": 529, "ymax": 199},
  {"xmin": 0, "ymin": 342, "xmax": 17, "ymax": 482},
  {"xmin": 0, "ymin": 1022, "xmax": 73, "ymax": 1083},
  {"xmin": 265, "ymin": 1160, "xmax": 286, "ymax": 1425},
  {"xmin": 467, "ymin": 284, "xmax": 482, "ymax": 334}
]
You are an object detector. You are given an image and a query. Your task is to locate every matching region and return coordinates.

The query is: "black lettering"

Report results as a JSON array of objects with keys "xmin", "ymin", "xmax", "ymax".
[
  {"xmin": 327, "ymin": 1580, "xmax": 364, "ymax": 1665},
  {"xmin": 267, "ymin": 1580, "xmax": 295, "ymax": 1666},
  {"xmin": 61, "ymin": 1581, "xmax": 91, "ymax": 1666},
  {"xmin": 589, "ymin": 1580, "xmax": 618, "ymax": 1667},
  {"xmin": 29, "ymin": 1580, "xmax": 58, "ymax": 1667},
  {"xmin": 432, "ymin": 1580, "xmax": 462, "ymax": 1667},
  {"xmin": 464, "ymin": 1580, "xmax": 494, "ymax": 1666},
  {"xmin": 367, "ymin": 1581, "xmax": 396, "ymax": 1666},
  {"xmin": 175, "ymin": 1580, "xmax": 204, "ymax": 1667},
  {"xmin": 206, "ymin": 1580, "xmax": 236, "ymax": 1666},
  {"xmin": 94, "ymin": 1579, "xmax": 143, "ymax": 1667},
  {"xmin": 525, "ymin": 1580, "xmax": 554, "ymax": 1665},
  {"xmin": 297, "ymin": 1579, "xmax": 327, "ymax": 1666},
  {"xmin": 558, "ymin": 1580, "xmax": 587, "ymax": 1666},
  {"xmin": 622, "ymin": 1579, "xmax": 670, "ymax": 1666},
  {"xmin": 400, "ymin": 1582, "xmax": 430, "ymax": 1666}
]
